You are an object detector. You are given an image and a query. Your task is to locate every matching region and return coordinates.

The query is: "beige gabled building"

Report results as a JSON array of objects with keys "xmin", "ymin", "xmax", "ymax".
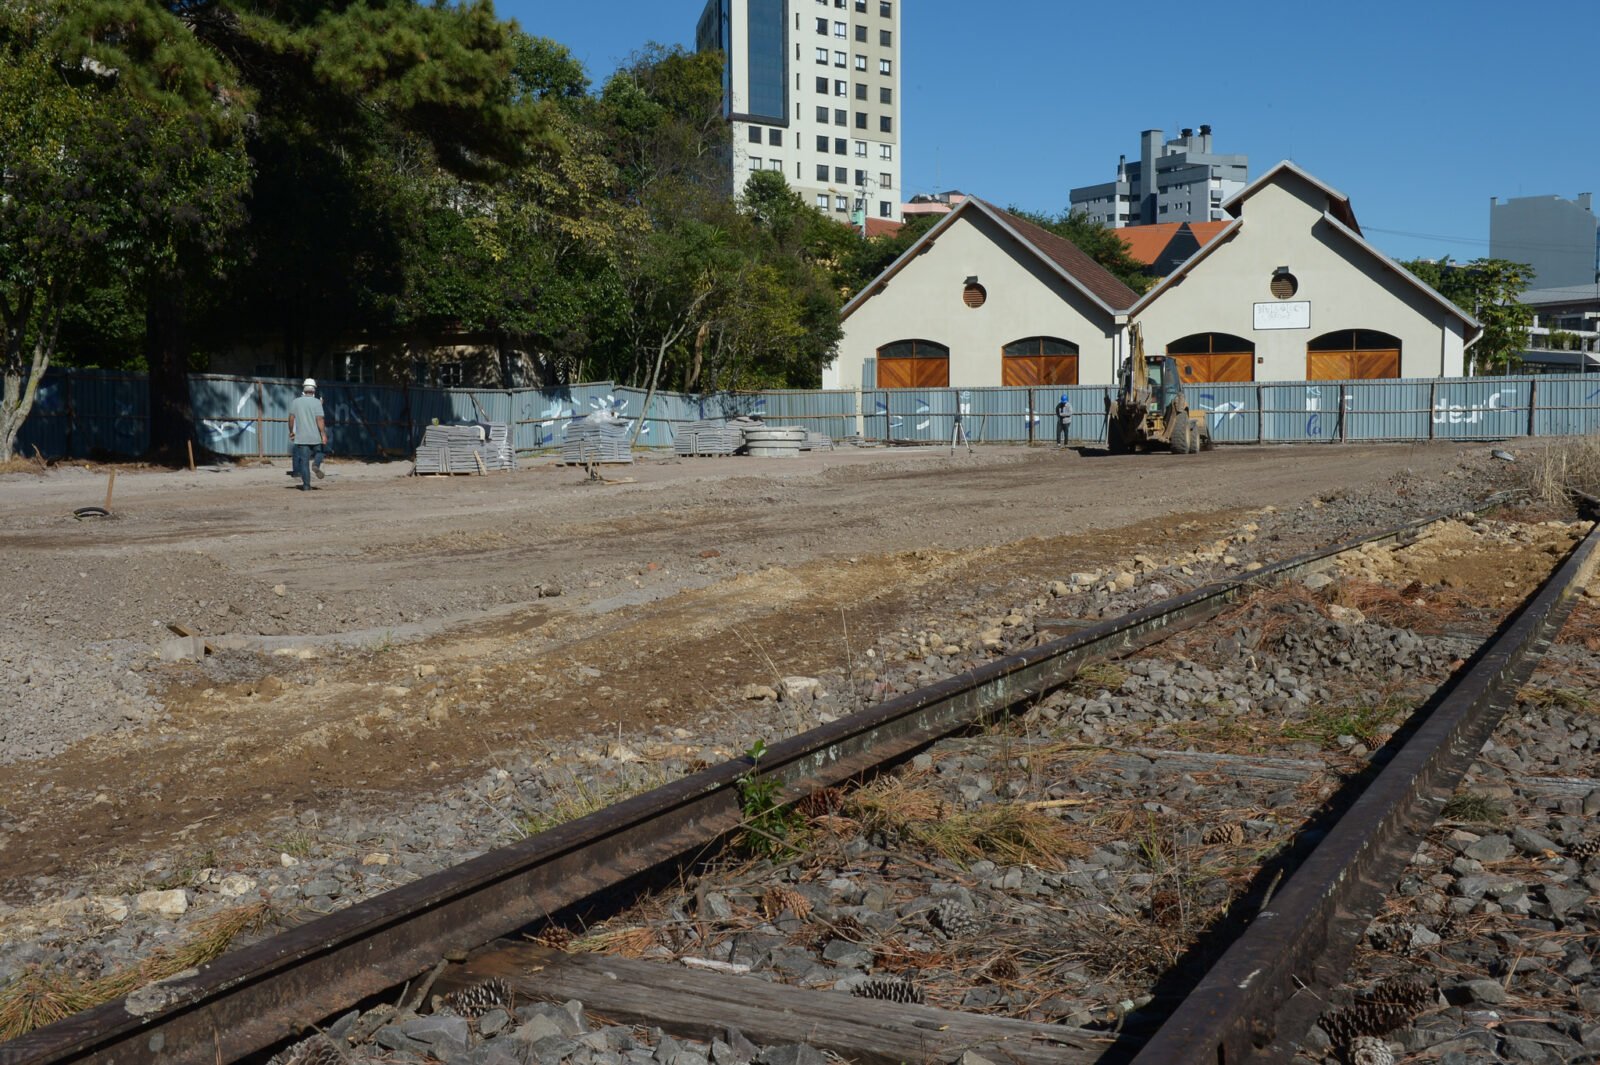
[
  {"xmin": 823, "ymin": 198, "xmax": 1138, "ymax": 390},
  {"xmin": 823, "ymin": 161, "xmax": 1477, "ymax": 392}
]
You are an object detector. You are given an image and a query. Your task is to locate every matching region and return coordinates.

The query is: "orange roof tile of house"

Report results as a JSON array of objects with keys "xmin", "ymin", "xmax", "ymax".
[
  {"xmin": 1115, "ymin": 223, "xmax": 1186, "ymax": 265},
  {"xmin": 1115, "ymin": 221, "xmax": 1230, "ymax": 267},
  {"xmin": 1185, "ymin": 221, "xmax": 1230, "ymax": 246},
  {"xmin": 864, "ymin": 217, "xmax": 903, "ymax": 238}
]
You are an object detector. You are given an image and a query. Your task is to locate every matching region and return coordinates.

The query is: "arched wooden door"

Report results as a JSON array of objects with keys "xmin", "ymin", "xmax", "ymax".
[
  {"xmin": 1166, "ymin": 332, "xmax": 1255, "ymax": 382},
  {"xmin": 1307, "ymin": 330, "xmax": 1400, "ymax": 380},
  {"xmin": 876, "ymin": 339, "xmax": 950, "ymax": 388},
  {"xmin": 1001, "ymin": 336, "xmax": 1079, "ymax": 386}
]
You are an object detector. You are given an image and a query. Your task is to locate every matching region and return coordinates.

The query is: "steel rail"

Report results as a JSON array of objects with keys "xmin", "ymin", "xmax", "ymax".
[
  {"xmin": 1128, "ymin": 517, "xmax": 1600, "ymax": 1065},
  {"xmin": 0, "ymin": 498, "xmax": 1510, "ymax": 1065}
]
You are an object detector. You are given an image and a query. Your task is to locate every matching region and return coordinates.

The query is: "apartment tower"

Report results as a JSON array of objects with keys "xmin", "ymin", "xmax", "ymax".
[
  {"xmin": 1070, "ymin": 127, "xmax": 1247, "ymax": 228},
  {"xmin": 696, "ymin": 0, "xmax": 902, "ymax": 225}
]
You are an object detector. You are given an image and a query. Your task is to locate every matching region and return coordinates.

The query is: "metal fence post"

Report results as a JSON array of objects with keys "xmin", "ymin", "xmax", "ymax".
[
  {"xmin": 1338, "ymin": 383, "xmax": 1348, "ymax": 443},
  {"xmin": 1427, "ymin": 381, "xmax": 1437, "ymax": 440},
  {"xmin": 1528, "ymin": 378, "xmax": 1538, "ymax": 438},
  {"xmin": 1256, "ymin": 383, "xmax": 1264, "ymax": 443}
]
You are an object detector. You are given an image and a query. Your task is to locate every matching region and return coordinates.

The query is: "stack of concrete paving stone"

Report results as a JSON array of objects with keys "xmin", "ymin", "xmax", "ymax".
[
  {"xmin": 801, "ymin": 430, "xmax": 834, "ymax": 451},
  {"xmin": 414, "ymin": 423, "xmax": 515, "ymax": 474},
  {"xmin": 561, "ymin": 415, "xmax": 633, "ymax": 464},
  {"xmin": 673, "ymin": 419, "xmax": 745, "ymax": 457}
]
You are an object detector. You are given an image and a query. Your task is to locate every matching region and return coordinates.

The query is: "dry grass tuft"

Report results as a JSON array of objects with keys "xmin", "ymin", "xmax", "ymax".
[
  {"xmin": 1328, "ymin": 579, "xmax": 1473, "ymax": 633},
  {"xmin": 1527, "ymin": 437, "xmax": 1600, "ymax": 507},
  {"xmin": 844, "ymin": 776, "xmax": 947, "ymax": 836},
  {"xmin": 919, "ymin": 805, "xmax": 1085, "ymax": 868},
  {"xmin": 0, "ymin": 967, "xmax": 100, "ymax": 1040},
  {"xmin": 1073, "ymin": 662, "xmax": 1126, "ymax": 692},
  {"xmin": 569, "ymin": 926, "xmax": 657, "ymax": 957},
  {"xmin": 1518, "ymin": 684, "xmax": 1596, "ymax": 714},
  {"xmin": 0, "ymin": 449, "xmax": 50, "ymax": 476},
  {"xmin": 845, "ymin": 774, "xmax": 1083, "ymax": 867},
  {"xmin": 0, "ymin": 902, "xmax": 271, "ymax": 1040}
]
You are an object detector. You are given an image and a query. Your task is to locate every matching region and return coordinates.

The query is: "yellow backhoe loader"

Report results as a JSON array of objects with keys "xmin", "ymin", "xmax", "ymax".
[{"xmin": 1106, "ymin": 323, "xmax": 1213, "ymax": 454}]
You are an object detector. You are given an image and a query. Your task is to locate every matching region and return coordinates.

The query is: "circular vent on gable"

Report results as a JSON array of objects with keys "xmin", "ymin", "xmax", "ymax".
[
  {"xmin": 963, "ymin": 282, "xmax": 987, "ymax": 308},
  {"xmin": 1270, "ymin": 271, "xmax": 1299, "ymax": 299}
]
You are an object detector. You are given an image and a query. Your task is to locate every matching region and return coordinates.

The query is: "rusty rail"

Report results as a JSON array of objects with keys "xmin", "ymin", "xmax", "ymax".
[
  {"xmin": 0, "ymin": 497, "xmax": 1520, "ymax": 1065},
  {"xmin": 1129, "ymin": 516, "xmax": 1600, "ymax": 1065}
]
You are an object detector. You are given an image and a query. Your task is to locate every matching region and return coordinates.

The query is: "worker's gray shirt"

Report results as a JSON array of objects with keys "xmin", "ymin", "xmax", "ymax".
[{"xmin": 289, "ymin": 395, "xmax": 324, "ymax": 445}]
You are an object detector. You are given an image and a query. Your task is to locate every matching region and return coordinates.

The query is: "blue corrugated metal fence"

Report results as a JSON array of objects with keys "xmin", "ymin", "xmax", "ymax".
[{"xmin": 13, "ymin": 370, "xmax": 1600, "ymax": 459}]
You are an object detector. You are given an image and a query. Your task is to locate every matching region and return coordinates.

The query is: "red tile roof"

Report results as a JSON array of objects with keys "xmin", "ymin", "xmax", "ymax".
[
  {"xmin": 978, "ymin": 200, "xmax": 1139, "ymax": 311},
  {"xmin": 1186, "ymin": 221, "xmax": 1230, "ymax": 246},
  {"xmin": 1115, "ymin": 223, "xmax": 1186, "ymax": 265},
  {"xmin": 864, "ymin": 217, "xmax": 903, "ymax": 238}
]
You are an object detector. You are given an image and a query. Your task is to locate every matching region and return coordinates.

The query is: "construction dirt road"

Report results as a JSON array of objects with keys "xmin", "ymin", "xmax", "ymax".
[{"xmin": 0, "ymin": 441, "xmax": 1519, "ymax": 902}]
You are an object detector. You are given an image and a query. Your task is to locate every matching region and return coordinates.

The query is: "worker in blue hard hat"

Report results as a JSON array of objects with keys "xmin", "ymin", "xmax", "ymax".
[{"xmin": 1054, "ymin": 393, "xmax": 1073, "ymax": 448}]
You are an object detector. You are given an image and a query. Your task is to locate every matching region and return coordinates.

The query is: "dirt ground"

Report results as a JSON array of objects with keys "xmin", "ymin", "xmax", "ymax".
[{"xmin": 0, "ymin": 441, "xmax": 1510, "ymax": 900}]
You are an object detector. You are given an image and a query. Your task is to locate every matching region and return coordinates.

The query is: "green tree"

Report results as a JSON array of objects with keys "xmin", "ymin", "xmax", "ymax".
[
  {"xmin": 1402, "ymin": 257, "xmax": 1534, "ymax": 374},
  {"xmin": 833, "ymin": 211, "xmax": 940, "ymax": 298},
  {"xmin": 53, "ymin": 0, "xmax": 548, "ymax": 450},
  {"xmin": 1003, "ymin": 207, "xmax": 1154, "ymax": 294},
  {"xmin": 0, "ymin": 0, "xmax": 247, "ymax": 462}
]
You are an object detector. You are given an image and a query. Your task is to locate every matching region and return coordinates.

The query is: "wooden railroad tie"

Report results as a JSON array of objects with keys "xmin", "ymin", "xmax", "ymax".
[{"xmin": 436, "ymin": 942, "xmax": 1129, "ymax": 1065}]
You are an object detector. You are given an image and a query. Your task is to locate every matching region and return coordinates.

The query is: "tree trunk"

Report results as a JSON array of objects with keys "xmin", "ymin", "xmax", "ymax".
[
  {"xmin": 686, "ymin": 320, "xmax": 709, "ymax": 394},
  {"xmin": 146, "ymin": 280, "xmax": 196, "ymax": 459},
  {"xmin": 0, "ymin": 286, "xmax": 59, "ymax": 463}
]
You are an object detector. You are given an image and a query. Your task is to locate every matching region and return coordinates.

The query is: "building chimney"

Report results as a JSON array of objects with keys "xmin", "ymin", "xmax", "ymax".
[
  {"xmin": 1117, "ymin": 154, "xmax": 1126, "ymax": 182},
  {"xmin": 1140, "ymin": 130, "xmax": 1161, "ymax": 224}
]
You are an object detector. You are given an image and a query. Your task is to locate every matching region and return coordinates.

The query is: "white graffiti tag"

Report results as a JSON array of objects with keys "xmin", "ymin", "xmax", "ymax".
[{"xmin": 1432, "ymin": 389, "xmax": 1516, "ymax": 425}]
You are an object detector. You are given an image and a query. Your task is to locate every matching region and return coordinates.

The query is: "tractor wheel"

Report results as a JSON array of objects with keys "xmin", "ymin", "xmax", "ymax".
[
  {"xmin": 1199, "ymin": 426, "xmax": 1215, "ymax": 451},
  {"xmin": 1171, "ymin": 422, "xmax": 1194, "ymax": 454}
]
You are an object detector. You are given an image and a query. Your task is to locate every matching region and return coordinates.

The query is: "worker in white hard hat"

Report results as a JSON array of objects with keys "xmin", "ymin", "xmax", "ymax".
[{"xmin": 287, "ymin": 378, "xmax": 328, "ymax": 490}]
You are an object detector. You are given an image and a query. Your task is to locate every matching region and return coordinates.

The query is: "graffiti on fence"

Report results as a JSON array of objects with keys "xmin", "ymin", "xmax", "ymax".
[
  {"xmin": 1432, "ymin": 388, "xmax": 1516, "ymax": 425},
  {"xmin": 1196, "ymin": 393, "xmax": 1247, "ymax": 423},
  {"xmin": 200, "ymin": 390, "xmax": 259, "ymax": 442}
]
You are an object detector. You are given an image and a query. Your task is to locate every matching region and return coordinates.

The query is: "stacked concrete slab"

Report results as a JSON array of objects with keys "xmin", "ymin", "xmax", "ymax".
[{"xmin": 414, "ymin": 423, "xmax": 515, "ymax": 474}]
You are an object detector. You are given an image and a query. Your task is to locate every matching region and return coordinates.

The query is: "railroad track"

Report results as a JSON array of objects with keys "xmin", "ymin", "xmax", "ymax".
[{"xmin": 5, "ymin": 495, "xmax": 1597, "ymax": 1065}]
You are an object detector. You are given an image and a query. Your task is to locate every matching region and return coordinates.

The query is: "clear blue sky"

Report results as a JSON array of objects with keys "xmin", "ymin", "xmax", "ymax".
[{"xmin": 497, "ymin": 0, "xmax": 1596, "ymax": 263}]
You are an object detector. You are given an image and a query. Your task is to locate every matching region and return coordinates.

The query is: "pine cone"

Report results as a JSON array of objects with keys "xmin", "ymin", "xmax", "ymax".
[
  {"xmin": 762, "ymin": 886, "xmax": 813, "ymax": 920},
  {"xmin": 534, "ymin": 926, "xmax": 574, "ymax": 951},
  {"xmin": 1320, "ymin": 977, "xmax": 1432, "ymax": 1044},
  {"xmin": 851, "ymin": 977, "xmax": 924, "ymax": 1005},
  {"xmin": 928, "ymin": 898, "xmax": 981, "ymax": 938},
  {"xmin": 797, "ymin": 788, "xmax": 845, "ymax": 818},
  {"xmin": 440, "ymin": 977, "xmax": 512, "ymax": 1018},
  {"xmin": 982, "ymin": 953, "xmax": 1020, "ymax": 983},
  {"xmin": 1568, "ymin": 837, "xmax": 1599, "ymax": 860},
  {"xmin": 1203, "ymin": 822, "xmax": 1245, "ymax": 846},
  {"xmin": 1344, "ymin": 1035, "xmax": 1394, "ymax": 1065}
]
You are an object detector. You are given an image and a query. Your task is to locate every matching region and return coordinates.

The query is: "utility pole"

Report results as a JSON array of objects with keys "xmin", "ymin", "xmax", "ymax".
[{"xmin": 853, "ymin": 174, "xmax": 878, "ymax": 239}]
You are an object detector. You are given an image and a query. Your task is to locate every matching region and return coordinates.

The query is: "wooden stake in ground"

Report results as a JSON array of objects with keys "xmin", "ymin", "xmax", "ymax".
[
  {"xmin": 186, "ymin": 440, "xmax": 196, "ymax": 471},
  {"xmin": 104, "ymin": 470, "xmax": 116, "ymax": 512}
]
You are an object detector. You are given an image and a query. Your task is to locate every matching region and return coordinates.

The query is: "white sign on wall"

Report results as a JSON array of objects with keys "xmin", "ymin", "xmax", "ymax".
[{"xmin": 1253, "ymin": 301, "xmax": 1311, "ymax": 330}]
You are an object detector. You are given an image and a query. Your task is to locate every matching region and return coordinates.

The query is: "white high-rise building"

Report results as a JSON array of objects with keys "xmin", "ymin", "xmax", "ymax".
[{"xmin": 696, "ymin": 0, "xmax": 902, "ymax": 225}]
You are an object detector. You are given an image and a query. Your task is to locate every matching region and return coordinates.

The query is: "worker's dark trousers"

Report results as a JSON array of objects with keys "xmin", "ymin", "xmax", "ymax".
[{"xmin": 1056, "ymin": 421, "xmax": 1071, "ymax": 445}]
